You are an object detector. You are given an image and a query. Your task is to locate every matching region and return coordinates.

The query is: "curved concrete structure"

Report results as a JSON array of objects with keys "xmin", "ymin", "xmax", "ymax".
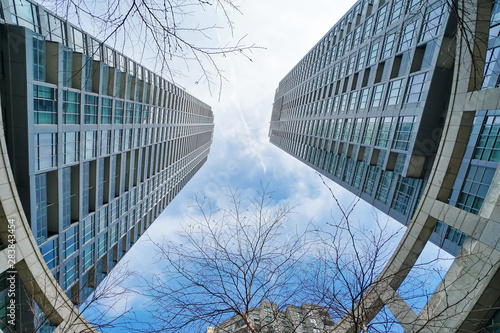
[
  {"xmin": 0, "ymin": 101, "xmax": 96, "ymax": 332},
  {"xmin": 332, "ymin": 0, "xmax": 500, "ymax": 331}
]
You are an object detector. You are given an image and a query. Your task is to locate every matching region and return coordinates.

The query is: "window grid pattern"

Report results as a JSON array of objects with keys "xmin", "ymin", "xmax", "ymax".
[
  {"xmin": 84, "ymin": 94, "xmax": 98, "ymax": 124},
  {"xmin": 376, "ymin": 170, "xmax": 395, "ymax": 204},
  {"xmin": 62, "ymin": 90, "xmax": 80, "ymax": 124},
  {"xmin": 473, "ymin": 115, "xmax": 500, "ymax": 162},
  {"xmin": 63, "ymin": 132, "xmax": 78, "ymax": 164},
  {"xmin": 363, "ymin": 165, "xmax": 378, "ymax": 196},
  {"xmin": 393, "ymin": 116, "xmax": 416, "ymax": 151},
  {"xmin": 35, "ymin": 174, "xmax": 48, "ymax": 244},
  {"xmin": 419, "ymin": 3, "xmax": 446, "ymax": 43},
  {"xmin": 33, "ymin": 85, "xmax": 56, "ymax": 124},
  {"xmin": 101, "ymin": 98, "xmax": 112, "ymax": 124},
  {"xmin": 375, "ymin": 117, "xmax": 393, "ymax": 148},
  {"xmin": 33, "ymin": 35, "xmax": 46, "ymax": 81},
  {"xmin": 456, "ymin": 165, "xmax": 495, "ymax": 214},
  {"xmin": 62, "ymin": 257, "xmax": 78, "ymax": 290},
  {"xmin": 35, "ymin": 133, "xmax": 57, "ymax": 170},
  {"xmin": 392, "ymin": 177, "xmax": 419, "ymax": 216},
  {"xmin": 404, "ymin": 72, "xmax": 428, "ymax": 105},
  {"xmin": 82, "ymin": 244, "xmax": 95, "ymax": 272},
  {"xmin": 61, "ymin": 168, "xmax": 71, "ymax": 229}
]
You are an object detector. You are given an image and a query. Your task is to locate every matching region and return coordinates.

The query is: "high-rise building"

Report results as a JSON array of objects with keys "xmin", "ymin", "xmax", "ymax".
[
  {"xmin": 269, "ymin": 0, "xmax": 477, "ymax": 255},
  {"xmin": 270, "ymin": 0, "xmax": 500, "ymax": 331},
  {"xmin": 0, "ymin": 0, "xmax": 214, "ymax": 331},
  {"xmin": 207, "ymin": 301, "xmax": 334, "ymax": 333}
]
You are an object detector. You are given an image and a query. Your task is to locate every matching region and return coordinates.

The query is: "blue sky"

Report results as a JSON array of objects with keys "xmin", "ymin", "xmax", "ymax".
[{"xmin": 71, "ymin": 0, "xmax": 454, "ymax": 330}]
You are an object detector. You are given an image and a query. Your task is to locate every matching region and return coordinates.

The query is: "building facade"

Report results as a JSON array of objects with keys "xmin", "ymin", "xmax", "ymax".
[
  {"xmin": 270, "ymin": 0, "xmax": 500, "ymax": 331},
  {"xmin": 208, "ymin": 301, "xmax": 334, "ymax": 333},
  {"xmin": 268, "ymin": 0, "xmax": 482, "ymax": 255},
  {"xmin": 0, "ymin": 0, "xmax": 214, "ymax": 331}
]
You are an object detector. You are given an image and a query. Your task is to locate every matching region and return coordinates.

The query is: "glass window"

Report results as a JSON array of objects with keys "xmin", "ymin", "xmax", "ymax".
[
  {"xmin": 376, "ymin": 170, "xmax": 395, "ymax": 204},
  {"xmin": 374, "ymin": 5, "xmax": 388, "ymax": 34},
  {"xmin": 351, "ymin": 118, "xmax": 363, "ymax": 142},
  {"xmin": 394, "ymin": 153, "xmax": 407, "ymax": 174},
  {"xmin": 123, "ymin": 129, "xmax": 132, "ymax": 151},
  {"xmin": 12, "ymin": 0, "xmax": 39, "ymax": 31},
  {"xmin": 419, "ymin": 3, "xmax": 446, "ymax": 43},
  {"xmin": 142, "ymin": 105, "xmax": 149, "ymax": 124},
  {"xmin": 63, "ymin": 131, "xmax": 78, "ymax": 164},
  {"xmin": 100, "ymin": 130, "xmax": 111, "ymax": 156},
  {"xmin": 358, "ymin": 87, "xmax": 371, "ymax": 110},
  {"xmin": 392, "ymin": 177, "xmax": 419, "ymax": 215},
  {"xmin": 82, "ymin": 215, "xmax": 94, "ymax": 245},
  {"xmin": 113, "ymin": 129, "xmax": 122, "ymax": 153},
  {"xmin": 388, "ymin": 0, "xmax": 404, "ymax": 25},
  {"xmin": 101, "ymin": 64, "xmax": 109, "ymax": 95},
  {"xmin": 97, "ymin": 233, "xmax": 107, "ymax": 258},
  {"xmin": 101, "ymin": 98, "xmax": 112, "ymax": 124},
  {"xmin": 114, "ymin": 70, "xmax": 122, "ymax": 97},
  {"xmin": 35, "ymin": 173, "xmax": 48, "ymax": 244},
  {"xmin": 83, "ymin": 56, "xmax": 93, "ymax": 92},
  {"xmin": 352, "ymin": 25, "xmax": 362, "ymax": 47},
  {"xmin": 47, "ymin": 14, "xmax": 66, "ymax": 44},
  {"xmin": 35, "ymin": 132, "xmax": 57, "ymax": 170},
  {"xmin": 61, "ymin": 168, "xmax": 72, "ymax": 229},
  {"xmin": 82, "ymin": 244, "xmax": 95, "ymax": 272},
  {"xmin": 362, "ymin": 15, "xmax": 374, "ymax": 42},
  {"xmin": 363, "ymin": 165, "xmax": 379, "ymax": 195},
  {"xmin": 483, "ymin": 45, "xmax": 500, "ymax": 89},
  {"xmin": 63, "ymin": 225, "xmax": 78, "ymax": 259},
  {"xmin": 404, "ymin": 72, "xmax": 428, "ymax": 105},
  {"xmin": 39, "ymin": 237, "xmax": 58, "ymax": 270},
  {"xmin": 97, "ymin": 160, "xmax": 105, "ymax": 207},
  {"xmin": 62, "ymin": 47, "xmax": 73, "ymax": 87},
  {"xmin": 114, "ymin": 100, "xmax": 124, "ymax": 124},
  {"xmin": 473, "ymin": 114, "xmax": 500, "ymax": 162},
  {"xmin": 367, "ymin": 39, "xmax": 381, "ymax": 66},
  {"xmin": 72, "ymin": 27, "xmax": 85, "ymax": 53},
  {"xmin": 62, "ymin": 90, "xmax": 80, "ymax": 124},
  {"xmin": 456, "ymin": 165, "xmax": 495, "ymax": 214},
  {"xmin": 363, "ymin": 118, "xmax": 377, "ymax": 145},
  {"xmin": 381, "ymin": 30, "xmax": 397, "ymax": 59},
  {"xmin": 408, "ymin": 0, "xmax": 423, "ymax": 13},
  {"xmin": 376, "ymin": 117, "xmax": 393, "ymax": 147},
  {"xmin": 393, "ymin": 116, "xmax": 416, "ymax": 150},
  {"xmin": 33, "ymin": 85, "xmax": 56, "ymax": 124},
  {"xmin": 84, "ymin": 94, "xmax": 98, "ymax": 124},
  {"xmin": 342, "ymin": 119, "xmax": 353, "ymax": 141},
  {"xmin": 97, "ymin": 207, "xmax": 108, "ymax": 234},
  {"xmin": 351, "ymin": 161, "xmax": 366, "ymax": 189},
  {"xmin": 371, "ymin": 83, "xmax": 385, "ymax": 108},
  {"xmin": 339, "ymin": 94, "xmax": 348, "ymax": 113},
  {"xmin": 348, "ymin": 91, "xmax": 359, "ymax": 112},
  {"xmin": 386, "ymin": 78, "xmax": 404, "ymax": 106},
  {"xmin": 125, "ymin": 102, "xmax": 134, "ymax": 124},
  {"xmin": 82, "ymin": 162, "xmax": 90, "ymax": 216},
  {"xmin": 398, "ymin": 19, "xmax": 418, "ymax": 52},
  {"xmin": 33, "ymin": 35, "xmax": 45, "ymax": 81},
  {"xmin": 356, "ymin": 47, "xmax": 367, "ymax": 72},
  {"xmin": 62, "ymin": 257, "xmax": 78, "ymax": 290},
  {"xmin": 83, "ymin": 130, "xmax": 97, "ymax": 159},
  {"xmin": 483, "ymin": 2, "xmax": 500, "ymax": 89},
  {"xmin": 343, "ymin": 157, "xmax": 355, "ymax": 182}
]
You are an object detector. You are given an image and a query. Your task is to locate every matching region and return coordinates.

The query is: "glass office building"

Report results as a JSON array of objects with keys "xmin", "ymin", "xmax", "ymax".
[
  {"xmin": 269, "ymin": 0, "xmax": 500, "ymax": 256},
  {"xmin": 0, "ymin": 0, "xmax": 214, "ymax": 330}
]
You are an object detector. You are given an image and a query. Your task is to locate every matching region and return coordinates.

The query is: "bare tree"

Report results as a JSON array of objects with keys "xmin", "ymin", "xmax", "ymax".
[
  {"xmin": 137, "ymin": 185, "xmax": 311, "ymax": 333},
  {"xmin": 305, "ymin": 177, "xmax": 408, "ymax": 333},
  {"xmin": 39, "ymin": 0, "xmax": 258, "ymax": 96}
]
